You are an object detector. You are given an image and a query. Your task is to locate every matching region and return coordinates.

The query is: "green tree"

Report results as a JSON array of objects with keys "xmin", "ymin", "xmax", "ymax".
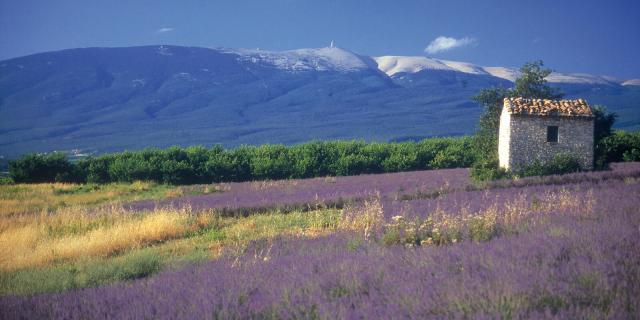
[
  {"xmin": 513, "ymin": 60, "xmax": 563, "ymax": 100},
  {"xmin": 472, "ymin": 87, "xmax": 510, "ymax": 159},
  {"xmin": 471, "ymin": 60, "xmax": 564, "ymax": 181},
  {"xmin": 9, "ymin": 152, "xmax": 73, "ymax": 183},
  {"xmin": 592, "ymin": 105, "xmax": 618, "ymax": 168},
  {"xmin": 592, "ymin": 105, "xmax": 617, "ymax": 144}
]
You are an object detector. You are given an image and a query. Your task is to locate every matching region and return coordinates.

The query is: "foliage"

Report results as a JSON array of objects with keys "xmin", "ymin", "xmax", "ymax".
[
  {"xmin": 470, "ymin": 158, "xmax": 511, "ymax": 182},
  {"xmin": 8, "ymin": 137, "xmax": 476, "ymax": 185},
  {"xmin": 0, "ymin": 176, "xmax": 12, "ymax": 185},
  {"xmin": 592, "ymin": 106, "xmax": 620, "ymax": 168},
  {"xmin": 595, "ymin": 130, "xmax": 640, "ymax": 165},
  {"xmin": 512, "ymin": 61, "xmax": 564, "ymax": 100},
  {"xmin": 592, "ymin": 105, "xmax": 618, "ymax": 144},
  {"xmin": 0, "ymin": 158, "xmax": 8, "ymax": 173},
  {"xmin": 8, "ymin": 153, "xmax": 75, "ymax": 183},
  {"xmin": 517, "ymin": 153, "xmax": 582, "ymax": 177},
  {"xmin": 471, "ymin": 87, "xmax": 511, "ymax": 161}
]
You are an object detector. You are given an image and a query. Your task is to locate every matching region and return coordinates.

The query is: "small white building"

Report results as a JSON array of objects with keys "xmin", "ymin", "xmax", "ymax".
[{"xmin": 498, "ymin": 97, "xmax": 594, "ymax": 171}]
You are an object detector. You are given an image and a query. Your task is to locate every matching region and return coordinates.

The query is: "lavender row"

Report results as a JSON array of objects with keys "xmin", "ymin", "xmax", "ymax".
[
  {"xmin": 4, "ymin": 177, "xmax": 639, "ymax": 318},
  {"xmin": 382, "ymin": 177, "xmax": 627, "ymax": 220},
  {"xmin": 127, "ymin": 168, "xmax": 471, "ymax": 213},
  {"xmin": 127, "ymin": 163, "xmax": 640, "ymax": 214}
]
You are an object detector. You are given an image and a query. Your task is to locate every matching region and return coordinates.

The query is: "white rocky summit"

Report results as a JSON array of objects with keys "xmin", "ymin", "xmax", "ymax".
[
  {"xmin": 223, "ymin": 46, "xmax": 633, "ymax": 85},
  {"xmin": 227, "ymin": 47, "xmax": 369, "ymax": 72}
]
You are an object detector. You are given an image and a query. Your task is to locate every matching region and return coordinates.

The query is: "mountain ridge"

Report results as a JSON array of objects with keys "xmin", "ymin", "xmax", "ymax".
[{"xmin": 1, "ymin": 45, "xmax": 638, "ymax": 157}]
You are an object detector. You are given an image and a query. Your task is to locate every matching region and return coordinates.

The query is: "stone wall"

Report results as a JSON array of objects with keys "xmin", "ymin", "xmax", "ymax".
[
  {"xmin": 499, "ymin": 114, "xmax": 594, "ymax": 171},
  {"xmin": 498, "ymin": 109, "xmax": 512, "ymax": 169}
]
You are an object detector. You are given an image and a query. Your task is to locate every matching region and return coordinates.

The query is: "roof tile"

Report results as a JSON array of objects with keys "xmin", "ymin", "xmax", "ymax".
[{"xmin": 503, "ymin": 97, "xmax": 593, "ymax": 117}]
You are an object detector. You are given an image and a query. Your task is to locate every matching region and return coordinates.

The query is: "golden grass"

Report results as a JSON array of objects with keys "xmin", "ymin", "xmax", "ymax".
[
  {"xmin": 226, "ymin": 210, "xmax": 340, "ymax": 241},
  {"xmin": 0, "ymin": 197, "xmax": 341, "ymax": 273},
  {"xmin": 0, "ymin": 181, "xmax": 165, "ymax": 217},
  {"xmin": 0, "ymin": 181, "xmax": 223, "ymax": 219},
  {"xmin": 340, "ymin": 194, "xmax": 385, "ymax": 239},
  {"xmin": 0, "ymin": 205, "xmax": 216, "ymax": 272}
]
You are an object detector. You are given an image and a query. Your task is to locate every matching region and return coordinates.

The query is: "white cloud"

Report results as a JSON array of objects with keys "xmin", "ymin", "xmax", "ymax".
[
  {"xmin": 425, "ymin": 36, "xmax": 476, "ymax": 54},
  {"xmin": 155, "ymin": 27, "xmax": 175, "ymax": 34}
]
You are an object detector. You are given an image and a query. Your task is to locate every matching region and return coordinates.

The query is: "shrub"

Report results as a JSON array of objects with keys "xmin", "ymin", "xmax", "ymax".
[
  {"xmin": 381, "ymin": 143, "xmax": 419, "ymax": 172},
  {"xmin": 595, "ymin": 131, "xmax": 640, "ymax": 167},
  {"xmin": 429, "ymin": 137, "xmax": 476, "ymax": 169},
  {"xmin": 9, "ymin": 152, "xmax": 73, "ymax": 183},
  {"xmin": 518, "ymin": 154, "xmax": 582, "ymax": 177},
  {"xmin": 0, "ymin": 176, "xmax": 13, "ymax": 185},
  {"xmin": 470, "ymin": 158, "xmax": 511, "ymax": 182},
  {"xmin": 250, "ymin": 144, "xmax": 292, "ymax": 180}
]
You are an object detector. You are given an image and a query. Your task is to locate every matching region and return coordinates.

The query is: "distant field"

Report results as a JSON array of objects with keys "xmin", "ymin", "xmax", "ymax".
[{"xmin": 1, "ymin": 164, "xmax": 640, "ymax": 318}]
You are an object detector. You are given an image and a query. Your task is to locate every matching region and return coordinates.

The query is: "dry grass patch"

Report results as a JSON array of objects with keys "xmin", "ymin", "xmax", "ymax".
[
  {"xmin": 0, "ymin": 181, "xmax": 219, "ymax": 218},
  {"xmin": 0, "ymin": 181, "xmax": 161, "ymax": 217},
  {"xmin": 340, "ymin": 188, "xmax": 599, "ymax": 247},
  {"xmin": 0, "ymin": 205, "xmax": 216, "ymax": 272},
  {"xmin": 340, "ymin": 194, "xmax": 385, "ymax": 239}
]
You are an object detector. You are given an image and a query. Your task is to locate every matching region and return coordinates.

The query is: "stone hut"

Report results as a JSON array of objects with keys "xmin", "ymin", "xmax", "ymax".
[{"xmin": 498, "ymin": 97, "xmax": 594, "ymax": 171}]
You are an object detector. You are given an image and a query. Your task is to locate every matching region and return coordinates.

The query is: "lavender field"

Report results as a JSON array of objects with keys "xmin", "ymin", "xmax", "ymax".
[
  {"xmin": 128, "ymin": 163, "xmax": 640, "ymax": 214},
  {"xmin": 127, "ymin": 168, "xmax": 471, "ymax": 213},
  {"xmin": 2, "ymin": 164, "xmax": 640, "ymax": 319}
]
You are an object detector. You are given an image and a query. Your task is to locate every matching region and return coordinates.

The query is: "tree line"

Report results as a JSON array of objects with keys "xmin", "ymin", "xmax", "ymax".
[{"xmin": 8, "ymin": 138, "xmax": 476, "ymax": 184}]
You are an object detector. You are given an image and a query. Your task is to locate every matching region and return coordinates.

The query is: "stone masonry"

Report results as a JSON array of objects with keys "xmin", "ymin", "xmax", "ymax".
[{"xmin": 498, "ymin": 98, "xmax": 594, "ymax": 171}]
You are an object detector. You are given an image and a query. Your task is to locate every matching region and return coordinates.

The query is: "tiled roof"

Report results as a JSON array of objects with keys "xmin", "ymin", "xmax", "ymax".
[{"xmin": 503, "ymin": 97, "xmax": 593, "ymax": 117}]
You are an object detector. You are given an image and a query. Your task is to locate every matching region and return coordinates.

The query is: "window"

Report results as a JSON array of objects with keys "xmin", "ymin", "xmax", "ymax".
[{"xmin": 547, "ymin": 126, "xmax": 559, "ymax": 143}]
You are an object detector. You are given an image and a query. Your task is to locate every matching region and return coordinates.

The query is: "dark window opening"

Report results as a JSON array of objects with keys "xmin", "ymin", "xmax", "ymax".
[{"xmin": 547, "ymin": 126, "xmax": 559, "ymax": 143}]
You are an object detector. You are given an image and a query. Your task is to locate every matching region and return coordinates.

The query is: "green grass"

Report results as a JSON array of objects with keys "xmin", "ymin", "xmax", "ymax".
[{"xmin": 0, "ymin": 249, "xmax": 162, "ymax": 296}]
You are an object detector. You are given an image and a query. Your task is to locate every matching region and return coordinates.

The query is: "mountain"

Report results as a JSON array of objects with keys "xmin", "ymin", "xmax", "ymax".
[{"xmin": 1, "ymin": 45, "xmax": 639, "ymax": 158}]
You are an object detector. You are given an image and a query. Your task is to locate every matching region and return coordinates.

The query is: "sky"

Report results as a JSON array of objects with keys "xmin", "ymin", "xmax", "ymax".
[{"xmin": 1, "ymin": 0, "xmax": 639, "ymax": 79}]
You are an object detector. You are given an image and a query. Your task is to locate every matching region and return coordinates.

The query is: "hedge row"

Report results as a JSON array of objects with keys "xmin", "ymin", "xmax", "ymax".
[{"xmin": 9, "ymin": 138, "xmax": 476, "ymax": 184}]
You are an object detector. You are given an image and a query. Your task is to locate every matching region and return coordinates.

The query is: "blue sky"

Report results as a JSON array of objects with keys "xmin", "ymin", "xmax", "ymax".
[{"xmin": 1, "ymin": 0, "xmax": 639, "ymax": 79}]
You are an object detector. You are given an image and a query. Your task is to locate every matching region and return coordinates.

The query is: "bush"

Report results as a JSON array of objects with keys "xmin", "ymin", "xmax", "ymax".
[
  {"xmin": 0, "ymin": 176, "xmax": 13, "ymax": 185},
  {"xmin": 471, "ymin": 153, "xmax": 588, "ymax": 182},
  {"xmin": 518, "ymin": 154, "xmax": 582, "ymax": 177},
  {"xmin": 250, "ymin": 144, "xmax": 292, "ymax": 180},
  {"xmin": 9, "ymin": 152, "xmax": 74, "ymax": 183},
  {"xmin": 429, "ymin": 138, "xmax": 476, "ymax": 169},
  {"xmin": 595, "ymin": 131, "xmax": 640, "ymax": 167},
  {"xmin": 470, "ymin": 158, "xmax": 511, "ymax": 182},
  {"xmin": 381, "ymin": 143, "xmax": 419, "ymax": 172}
]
